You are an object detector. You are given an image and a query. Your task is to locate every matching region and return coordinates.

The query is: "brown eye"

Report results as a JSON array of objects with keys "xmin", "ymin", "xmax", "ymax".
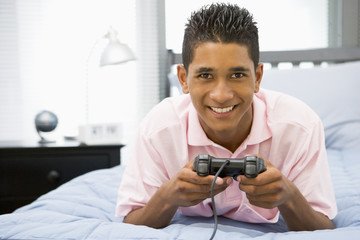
[
  {"xmin": 200, "ymin": 73, "xmax": 212, "ymax": 79},
  {"xmin": 231, "ymin": 73, "xmax": 244, "ymax": 78}
]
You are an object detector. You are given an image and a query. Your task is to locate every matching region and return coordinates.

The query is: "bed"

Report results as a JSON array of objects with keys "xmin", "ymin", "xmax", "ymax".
[{"xmin": 1, "ymin": 48, "xmax": 360, "ymax": 239}]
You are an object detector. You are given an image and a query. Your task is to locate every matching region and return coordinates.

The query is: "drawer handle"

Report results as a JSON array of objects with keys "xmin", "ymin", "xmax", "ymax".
[{"xmin": 47, "ymin": 170, "xmax": 61, "ymax": 184}]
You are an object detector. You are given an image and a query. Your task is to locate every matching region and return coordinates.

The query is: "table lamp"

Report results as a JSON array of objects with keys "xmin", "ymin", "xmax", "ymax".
[
  {"xmin": 100, "ymin": 28, "xmax": 135, "ymax": 66},
  {"xmin": 79, "ymin": 27, "xmax": 135, "ymax": 145}
]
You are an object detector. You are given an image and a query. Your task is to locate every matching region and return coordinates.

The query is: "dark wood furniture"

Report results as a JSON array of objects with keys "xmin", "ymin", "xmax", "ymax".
[{"xmin": 0, "ymin": 140, "xmax": 123, "ymax": 214}]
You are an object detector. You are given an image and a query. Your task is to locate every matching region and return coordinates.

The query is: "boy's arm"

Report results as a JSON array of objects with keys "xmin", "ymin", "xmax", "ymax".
[
  {"xmin": 123, "ymin": 188, "xmax": 178, "ymax": 229},
  {"xmin": 123, "ymin": 160, "xmax": 232, "ymax": 228},
  {"xmin": 277, "ymin": 181, "xmax": 334, "ymax": 231},
  {"xmin": 238, "ymin": 159, "xmax": 334, "ymax": 231}
]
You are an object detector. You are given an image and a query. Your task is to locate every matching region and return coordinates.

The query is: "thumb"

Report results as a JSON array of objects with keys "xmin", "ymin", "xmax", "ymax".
[
  {"xmin": 247, "ymin": 154, "xmax": 272, "ymax": 168},
  {"xmin": 185, "ymin": 159, "xmax": 195, "ymax": 170}
]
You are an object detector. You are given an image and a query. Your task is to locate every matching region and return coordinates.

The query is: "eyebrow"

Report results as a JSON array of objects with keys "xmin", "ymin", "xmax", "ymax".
[
  {"xmin": 195, "ymin": 66, "xmax": 250, "ymax": 73},
  {"xmin": 229, "ymin": 67, "xmax": 250, "ymax": 72},
  {"xmin": 195, "ymin": 67, "xmax": 214, "ymax": 73}
]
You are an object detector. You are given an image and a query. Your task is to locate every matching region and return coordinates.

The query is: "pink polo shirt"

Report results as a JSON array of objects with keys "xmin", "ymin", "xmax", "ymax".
[{"xmin": 116, "ymin": 88, "xmax": 337, "ymax": 223}]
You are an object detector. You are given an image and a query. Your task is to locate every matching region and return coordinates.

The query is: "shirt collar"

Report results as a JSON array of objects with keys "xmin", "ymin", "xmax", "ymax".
[
  {"xmin": 247, "ymin": 93, "xmax": 272, "ymax": 145},
  {"xmin": 187, "ymin": 93, "xmax": 272, "ymax": 147}
]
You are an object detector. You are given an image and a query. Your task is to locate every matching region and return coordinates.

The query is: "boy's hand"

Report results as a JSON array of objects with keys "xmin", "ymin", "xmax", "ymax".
[
  {"xmin": 159, "ymin": 160, "xmax": 233, "ymax": 207},
  {"xmin": 237, "ymin": 157, "xmax": 296, "ymax": 209},
  {"xmin": 237, "ymin": 156, "xmax": 335, "ymax": 231}
]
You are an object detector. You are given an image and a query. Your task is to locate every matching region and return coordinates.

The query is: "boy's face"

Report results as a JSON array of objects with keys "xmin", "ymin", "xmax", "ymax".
[{"xmin": 177, "ymin": 42, "xmax": 263, "ymax": 138}]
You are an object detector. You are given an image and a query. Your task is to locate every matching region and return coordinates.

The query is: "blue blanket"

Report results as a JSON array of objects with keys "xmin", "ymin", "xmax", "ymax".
[{"xmin": 1, "ymin": 148, "xmax": 359, "ymax": 239}]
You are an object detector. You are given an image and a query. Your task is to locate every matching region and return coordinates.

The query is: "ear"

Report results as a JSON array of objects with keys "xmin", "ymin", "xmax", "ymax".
[
  {"xmin": 177, "ymin": 64, "xmax": 189, "ymax": 94},
  {"xmin": 254, "ymin": 63, "xmax": 263, "ymax": 93}
]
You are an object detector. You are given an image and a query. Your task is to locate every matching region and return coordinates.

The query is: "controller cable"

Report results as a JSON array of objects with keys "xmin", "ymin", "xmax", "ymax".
[{"xmin": 209, "ymin": 160, "xmax": 230, "ymax": 240}]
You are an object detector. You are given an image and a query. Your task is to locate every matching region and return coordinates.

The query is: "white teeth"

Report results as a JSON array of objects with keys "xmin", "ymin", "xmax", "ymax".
[{"xmin": 210, "ymin": 106, "xmax": 234, "ymax": 113}]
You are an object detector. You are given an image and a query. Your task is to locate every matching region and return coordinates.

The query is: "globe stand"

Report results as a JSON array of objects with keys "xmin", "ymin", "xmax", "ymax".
[{"xmin": 36, "ymin": 129, "xmax": 56, "ymax": 144}]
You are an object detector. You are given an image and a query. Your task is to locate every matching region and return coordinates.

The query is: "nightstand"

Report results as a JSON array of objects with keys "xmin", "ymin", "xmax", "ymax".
[{"xmin": 0, "ymin": 140, "xmax": 124, "ymax": 214}]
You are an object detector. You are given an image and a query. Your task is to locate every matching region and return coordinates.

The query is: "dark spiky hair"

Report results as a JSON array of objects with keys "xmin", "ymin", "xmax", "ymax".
[{"xmin": 182, "ymin": 3, "xmax": 259, "ymax": 71}]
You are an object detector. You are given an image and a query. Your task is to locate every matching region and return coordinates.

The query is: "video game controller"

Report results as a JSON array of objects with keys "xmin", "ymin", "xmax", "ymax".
[{"xmin": 193, "ymin": 154, "xmax": 266, "ymax": 179}]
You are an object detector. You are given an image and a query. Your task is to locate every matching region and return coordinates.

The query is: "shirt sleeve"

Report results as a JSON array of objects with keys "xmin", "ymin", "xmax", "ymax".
[
  {"xmin": 287, "ymin": 118, "xmax": 338, "ymax": 220},
  {"xmin": 115, "ymin": 126, "xmax": 169, "ymax": 217}
]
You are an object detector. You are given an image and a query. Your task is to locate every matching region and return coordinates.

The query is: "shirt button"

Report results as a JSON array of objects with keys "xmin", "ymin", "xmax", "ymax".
[{"xmin": 246, "ymin": 209, "xmax": 252, "ymax": 214}]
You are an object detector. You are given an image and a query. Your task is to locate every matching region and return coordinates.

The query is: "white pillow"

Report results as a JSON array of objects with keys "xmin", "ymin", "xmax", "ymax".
[{"xmin": 261, "ymin": 61, "xmax": 360, "ymax": 150}]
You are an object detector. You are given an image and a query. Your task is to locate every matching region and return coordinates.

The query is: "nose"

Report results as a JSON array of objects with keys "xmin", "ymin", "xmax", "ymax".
[{"xmin": 209, "ymin": 79, "xmax": 234, "ymax": 103}]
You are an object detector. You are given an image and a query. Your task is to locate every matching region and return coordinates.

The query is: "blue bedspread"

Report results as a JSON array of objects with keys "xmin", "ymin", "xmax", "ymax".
[{"xmin": 1, "ymin": 148, "xmax": 360, "ymax": 239}]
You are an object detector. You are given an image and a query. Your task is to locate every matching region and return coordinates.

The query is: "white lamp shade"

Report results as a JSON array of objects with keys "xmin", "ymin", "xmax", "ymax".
[{"xmin": 99, "ymin": 29, "xmax": 135, "ymax": 66}]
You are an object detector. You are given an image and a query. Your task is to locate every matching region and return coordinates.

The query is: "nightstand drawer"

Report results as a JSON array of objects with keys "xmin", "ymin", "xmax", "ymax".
[
  {"xmin": 0, "ymin": 140, "xmax": 123, "ymax": 214},
  {"xmin": 0, "ymin": 154, "xmax": 112, "ymax": 197}
]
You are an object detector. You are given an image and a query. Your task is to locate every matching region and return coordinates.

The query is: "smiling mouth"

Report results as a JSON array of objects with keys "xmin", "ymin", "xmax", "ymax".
[{"xmin": 210, "ymin": 105, "xmax": 236, "ymax": 113}]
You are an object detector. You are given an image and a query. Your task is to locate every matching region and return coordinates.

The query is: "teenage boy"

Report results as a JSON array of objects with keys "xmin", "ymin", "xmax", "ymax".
[{"xmin": 116, "ymin": 3, "xmax": 337, "ymax": 231}]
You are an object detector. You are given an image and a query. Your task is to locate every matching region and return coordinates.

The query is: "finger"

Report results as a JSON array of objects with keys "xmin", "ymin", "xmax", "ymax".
[
  {"xmin": 245, "ymin": 191, "xmax": 285, "ymax": 209},
  {"xmin": 246, "ymin": 198, "xmax": 280, "ymax": 209},
  {"xmin": 176, "ymin": 181, "xmax": 229, "ymax": 197},
  {"xmin": 238, "ymin": 165, "xmax": 281, "ymax": 186},
  {"xmin": 185, "ymin": 159, "xmax": 229, "ymax": 184},
  {"xmin": 211, "ymin": 176, "xmax": 233, "ymax": 189},
  {"xmin": 178, "ymin": 168, "xmax": 213, "ymax": 184},
  {"xmin": 222, "ymin": 176, "xmax": 233, "ymax": 185},
  {"xmin": 188, "ymin": 187, "xmax": 227, "ymax": 206},
  {"xmin": 183, "ymin": 159, "xmax": 223, "ymax": 184},
  {"xmin": 175, "ymin": 174, "xmax": 230, "ymax": 193},
  {"xmin": 246, "ymin": 192, "xmax": 282, "ymax": 203},
  {"xmin": 239, "ymin": 179, "xmax": 283, "ymax": 196},
  {"xmin": 177, "ymin": 192, "xmax": 211, "ymax": 207},
  {"xmin": 190, "ymin": 186, "xmax": 228, "ymax": 203},
  {"xmin": 180, "ymin": 166, "xmax": 232, "ymax": 186},
  {"xmin": 184, "ymin": 159, "xmax": 195, "ymax": 169},
  {"xmin": 249, "ymin": 154, "xmax": 274, "ymax": 167}
]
